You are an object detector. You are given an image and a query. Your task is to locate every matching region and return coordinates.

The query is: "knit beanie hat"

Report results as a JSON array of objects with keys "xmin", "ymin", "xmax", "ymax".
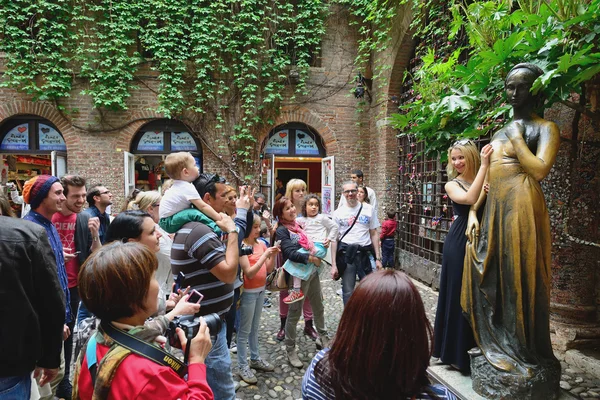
[{"xmin": 23, "ymin": 175, "xmax": 60, "ymax": 210}]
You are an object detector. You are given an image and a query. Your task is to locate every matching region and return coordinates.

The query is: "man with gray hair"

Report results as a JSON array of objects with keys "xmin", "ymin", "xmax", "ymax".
[{"xmin": 332, "ymin": 181, "xmax": 382, "ymax": 305}]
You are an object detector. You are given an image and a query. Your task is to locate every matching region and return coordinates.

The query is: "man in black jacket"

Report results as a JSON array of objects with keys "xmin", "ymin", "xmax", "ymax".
[{"xmin": 0, "ymin": 216, "xmax": 66, "ymax": 398}]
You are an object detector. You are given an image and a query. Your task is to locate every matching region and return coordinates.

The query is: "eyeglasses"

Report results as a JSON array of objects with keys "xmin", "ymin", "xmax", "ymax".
[
  {"xmin": 99, "ymin": 190, "xmax": 111, "ymax": 195},
  {"xmin": 152, "ymin": 203, "xmax": 160, "ymax": 207},
  {"xmin": 453, "ymin": 139, "xmax": 475, "ymax": 147},
  {"xmin": 343, "ymin": 189, "xmax": 358, "ymax": 195}
]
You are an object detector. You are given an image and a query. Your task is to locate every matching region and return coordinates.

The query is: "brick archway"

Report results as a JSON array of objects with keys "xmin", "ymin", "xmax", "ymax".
[
  {"xmin": 0, "ymin": 101, "xmax": 77, "ymax": 148},
  {"xmin": 114, "ymin": 110, "xmax": 166, "ymax": 150},
  {"xmin": 263, "ymin": 106, "xmax": 338, "ymax": 155}
]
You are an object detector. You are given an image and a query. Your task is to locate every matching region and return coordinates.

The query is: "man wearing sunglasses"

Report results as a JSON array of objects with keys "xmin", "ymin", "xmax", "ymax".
[
  {"xmin": 338, "ymin": 169, "xmax": 378, "ymax": 215},
  {"xmin": 333, "ymin": 181, "xmax": 382, "ymax": 306}
]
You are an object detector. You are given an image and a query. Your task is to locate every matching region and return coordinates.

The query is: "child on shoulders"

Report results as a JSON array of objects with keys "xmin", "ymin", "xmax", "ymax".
[{"xmin": 158, "ymin": 152, "xmax": 223, "ymax": 233}]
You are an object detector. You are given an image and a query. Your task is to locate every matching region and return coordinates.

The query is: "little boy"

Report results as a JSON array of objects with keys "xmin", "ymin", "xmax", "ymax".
[
  {"xmin": 380, "ymin": 210, "xmax": 397, "ymax": 269},
  {"xmin": 158, "ymin": 152, "xmax": 222, "ymax": 233}
]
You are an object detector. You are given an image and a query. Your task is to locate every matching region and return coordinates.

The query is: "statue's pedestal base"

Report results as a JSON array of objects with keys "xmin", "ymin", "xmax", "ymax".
[{"xmin": 470, "ymin": 351, "xmax": 561, "ymax": 400}]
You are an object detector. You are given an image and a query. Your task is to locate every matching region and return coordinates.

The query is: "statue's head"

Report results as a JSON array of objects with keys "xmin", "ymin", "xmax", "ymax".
[{"xmin": 505, "ymin": 63, "xmax": 544, "ymax": 110}]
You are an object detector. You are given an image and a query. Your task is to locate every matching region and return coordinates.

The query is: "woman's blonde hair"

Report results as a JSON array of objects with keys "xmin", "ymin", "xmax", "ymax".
[
  {"xmin": 285, "ymin": 178, "xmax": 307, "ymax": 199},
  {"xmin": 127, "ymin": 190, "xmax": 161, "ymax": 212},
  {"xmin": 446, "ymin": 141, "xmax": 480, "ymax": 180}
]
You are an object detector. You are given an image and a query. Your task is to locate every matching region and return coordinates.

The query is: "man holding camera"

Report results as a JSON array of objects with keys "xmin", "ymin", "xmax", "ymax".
[{"xmin": 171, "ymin": 173, "xmax": 251, "ymax": 400}]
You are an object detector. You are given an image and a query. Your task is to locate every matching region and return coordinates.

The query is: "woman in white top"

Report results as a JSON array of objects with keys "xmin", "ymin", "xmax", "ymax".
[{"xmin": 127, "ymin": 190, "xmax": 173, "ymax": 296}]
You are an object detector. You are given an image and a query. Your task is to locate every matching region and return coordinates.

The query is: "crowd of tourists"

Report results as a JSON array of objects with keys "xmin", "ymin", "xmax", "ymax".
[{"xmin": 0, "ymin": 153, "xmax": 456, "ymax": 400}]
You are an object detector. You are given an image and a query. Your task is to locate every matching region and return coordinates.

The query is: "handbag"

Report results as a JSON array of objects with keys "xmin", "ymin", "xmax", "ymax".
[
  {"xmin": 266, "ymin": 253, "xmax": 288, "ymax": 291},
  {"xmin": 335, "ymin": 203, "xmax": 363, "ymax": 280}
]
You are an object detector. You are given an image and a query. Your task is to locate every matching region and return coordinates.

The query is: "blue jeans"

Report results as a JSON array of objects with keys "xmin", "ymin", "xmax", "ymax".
[
  {"xmin": 205, "ymin": 322, "xmax": 235, "ymax": 400},
  {"xmin": 0, "ymin": 374, "xmax": 30, "ymax": 399},
  {"xmin": 237, "ymin": 290, "xmax": 265, "ymax": 368}
]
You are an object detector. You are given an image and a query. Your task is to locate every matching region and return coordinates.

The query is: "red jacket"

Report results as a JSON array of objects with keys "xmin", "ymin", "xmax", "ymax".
[
  {"xmin": 380, "ymin": 219, "xmax": 397, "ymax": 240},
  {"xmin": 77, "ymin": 341, "xmax": 213, "ymax": 400}
]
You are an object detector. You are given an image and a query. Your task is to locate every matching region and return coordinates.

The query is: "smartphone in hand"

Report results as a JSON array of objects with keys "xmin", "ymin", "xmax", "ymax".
[{"xmin": 187, "ymin": 289, "xmax": 204, "ymax": 304}]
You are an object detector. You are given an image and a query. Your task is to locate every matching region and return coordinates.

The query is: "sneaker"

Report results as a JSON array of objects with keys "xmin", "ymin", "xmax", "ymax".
[
  {"xmin": 250, "ymin": 358, "xmax": 275, "ymax": 372},
  {"xmin": 283, "ymin": 289, "xmax": 305, "ymax": 304},
  {"xmin": 336, "ymin": 288, "xmax": 342, "ymax": 296},
  {"xmin": 276, "ymin": 327, "xmax": 285, "ymax": 341},
  {"xmin": 263, "ymin": 298, "xmax": 272, "ymax": 308},
  {"xmin": 238, "ymin": 365, "xmax": 258, "ymax": 384},
  {"xmin": 286, "ymin": 347, "xmax": 303, "ymax": 368},
  {"xmin": 230, "ymin": 342, "xmax": 237, "ymax": 354}
]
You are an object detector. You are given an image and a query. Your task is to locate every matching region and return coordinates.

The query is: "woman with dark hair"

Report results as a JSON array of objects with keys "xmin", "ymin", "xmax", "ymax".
[
  {"xmin": 356, "ymin": 186, "xmax": 370, "ymax": 204},
  {"xmin": 274, "ymin": 196, "xmax": 330, "ymax": 368},
  {"xmin": 105, "ymin": 210, "xmax": 198, "ymax": 321},
  {"xmin": 302, "ymin": 270, "xmax": 456, "ymax": 400},
  {"xmin": 105, "ymin": 210, "xmax": 161, "ymax": 252},
  {"xmin": 276, "ymin": 179, "xmax": 319, "ymax": 342},
  {"xmin": 73, "ymin": 242, "xmax": 214, "ymax": 399}
]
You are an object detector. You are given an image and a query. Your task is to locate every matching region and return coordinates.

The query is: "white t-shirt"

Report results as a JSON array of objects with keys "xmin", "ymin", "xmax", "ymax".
[
  {"xmin": 297, "ymin": 214, "xmax": 339, "ymax": 243},
  {"xmin": 158, "ymin": 180, "xmax": 200, "ymax": 219},
  {"xmin": 333, "ymin": 202, "xmax": 379, "ymax": 246},
  {"xmin": 338, "ymin": 186, "xmax": 378, "ymax": 214}
]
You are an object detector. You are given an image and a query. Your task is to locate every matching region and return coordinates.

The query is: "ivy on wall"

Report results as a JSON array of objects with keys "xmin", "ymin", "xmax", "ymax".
[
  {"xmin": 392, "ymin": 0, "xmax": 600, "ymax": 156},
  {"xmin": 0, "ymin": 0, "xmax": 328, "ymax": 181}
]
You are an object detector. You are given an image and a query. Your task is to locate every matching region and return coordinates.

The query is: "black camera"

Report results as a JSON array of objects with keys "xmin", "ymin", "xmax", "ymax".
[
  {"xmin": 167, "ymin": 313, "xmax": 223, "ymax": 348},
  {"xmin": 240, "ymin": 244, "xmax": 253, "ymax": 256}
]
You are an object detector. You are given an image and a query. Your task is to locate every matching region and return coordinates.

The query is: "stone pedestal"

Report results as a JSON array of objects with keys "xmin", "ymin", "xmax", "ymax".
[{"xmin": 470, "ymin": 351, "xmax": 561, "ymax": 400}]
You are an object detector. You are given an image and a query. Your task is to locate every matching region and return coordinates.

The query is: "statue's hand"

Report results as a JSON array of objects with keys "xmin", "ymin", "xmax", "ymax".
[
  {"xmin": 466, "ymin": 209, "xmax": 480, "ymax": 246},
  {"xmin": 506, "ymin": 121, "xmax": 525, "ymax": 140}
]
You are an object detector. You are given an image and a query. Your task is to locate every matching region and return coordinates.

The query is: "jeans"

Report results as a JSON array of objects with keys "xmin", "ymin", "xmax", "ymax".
[
  {"xmin": 0, "ymin": 374, "xmax": 30, "ymax": 399},
  {"xmin": 61, "ymin": 286, "xmax": 80, "ymax": 390},
  {"xmin": 237, "ymin": 290, "xmax": 265, "ymax": 368},
  {"xmin": 205, "ymin": 323, "xmax": 235, "ymax": 400},
  {"xmin": 285, "ymin": 272, "xmax": 327, "ymax": 349},
  {"xmin": 226, "ymin": 287, "xmax": 241, "ymax": 347},
  {"xmin": 382, "ymin": 238, "xmax": 395, "ymax": 268},
  {"xmin": 342, "ymin": 259, "xmax": 368, "ymax": 306}
]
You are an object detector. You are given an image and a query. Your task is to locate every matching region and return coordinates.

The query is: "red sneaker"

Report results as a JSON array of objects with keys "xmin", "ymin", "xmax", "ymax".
[{"xmin": 283, "ymin": 289, "xmax": 305, "ymax": 304}]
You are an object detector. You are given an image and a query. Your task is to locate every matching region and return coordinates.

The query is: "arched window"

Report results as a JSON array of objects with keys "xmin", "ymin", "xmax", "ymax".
[
  {"xmin": 262, "ymin": 123, "xmax": 325, "ymax": 157},
  {"xmin": 126, "ymin": 119, "xmax": 202, "ymax": 194},
  {"xmin": 0, "ymin": 115, "xmax": 66, "ymax": 153}
]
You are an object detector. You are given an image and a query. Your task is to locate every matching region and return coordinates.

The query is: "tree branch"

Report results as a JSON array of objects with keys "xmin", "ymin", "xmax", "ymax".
[{"xmin": 559, "ymin": 99, "xmax": 600, "ymax": 123}]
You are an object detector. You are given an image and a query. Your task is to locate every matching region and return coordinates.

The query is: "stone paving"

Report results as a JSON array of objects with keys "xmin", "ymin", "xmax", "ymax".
[
  {"xmin": 232, "ymin": 272, "xmax": 344, "ymax": 400},
  {"xmin": 232, "ymin": 271, "xmax": 600, "ymax": 399}
]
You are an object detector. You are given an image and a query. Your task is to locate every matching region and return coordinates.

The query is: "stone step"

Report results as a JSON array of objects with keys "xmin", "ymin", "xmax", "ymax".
[
  {"xmin": 428, "ymin": 363, "xmax": 578, "ymax": 400},
  {"xmin": 565, "ymin": 348, "xmax": 600, "ymax": 381}
]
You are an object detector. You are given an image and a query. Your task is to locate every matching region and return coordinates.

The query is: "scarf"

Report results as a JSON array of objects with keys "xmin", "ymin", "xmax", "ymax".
[{"xmin": 280, "ymin": 218, "xmax": 315, "ymax": 253}]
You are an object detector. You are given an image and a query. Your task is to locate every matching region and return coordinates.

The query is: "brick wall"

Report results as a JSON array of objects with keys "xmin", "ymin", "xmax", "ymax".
[{"xmin": 0, "ymin": 3, "xmax": 416, "ymax": 213}]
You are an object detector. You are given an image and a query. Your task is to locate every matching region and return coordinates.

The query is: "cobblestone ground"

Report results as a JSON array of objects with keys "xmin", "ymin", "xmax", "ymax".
[
  {"xmin": 233, "ymin": 270, "xmax": 344, "ymax": 400},
  {"xmin": 233, "ymin": 273, "xmax": 600, "ymax": 399}
]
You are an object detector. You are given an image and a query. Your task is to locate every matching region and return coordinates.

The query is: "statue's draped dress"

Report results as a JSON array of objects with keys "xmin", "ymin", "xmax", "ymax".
[{"xmin": 461, "ymin": 128, "xmax": 559, "ymax": 375}]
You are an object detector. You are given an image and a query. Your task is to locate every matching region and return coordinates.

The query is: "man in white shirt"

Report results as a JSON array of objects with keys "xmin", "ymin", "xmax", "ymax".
[
  {"xmin": 333, "ymin": 181, "xmax": 381, "ymax": 305},
  {"xmin": 337, "ymin": 169, "xmax": 378, "ymax": 213}
]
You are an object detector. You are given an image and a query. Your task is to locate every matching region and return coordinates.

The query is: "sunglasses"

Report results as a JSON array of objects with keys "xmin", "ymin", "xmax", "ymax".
[{"xmin": 453, "ymin": 139, "xmax": 475, "ymax": 147}]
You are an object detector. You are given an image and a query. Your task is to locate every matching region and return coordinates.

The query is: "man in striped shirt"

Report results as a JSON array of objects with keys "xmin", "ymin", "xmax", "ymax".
[{"xmin": 171, "ymin": 173, "xmax": 249, "ymax": 400}]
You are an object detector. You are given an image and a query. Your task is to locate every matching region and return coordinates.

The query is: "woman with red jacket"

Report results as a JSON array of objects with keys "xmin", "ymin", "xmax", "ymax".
[{"xmin": 73, "ymin": 241, "xmax": 213, "ymax": 399}]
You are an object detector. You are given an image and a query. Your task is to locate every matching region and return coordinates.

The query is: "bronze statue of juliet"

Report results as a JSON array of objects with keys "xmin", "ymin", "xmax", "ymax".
[{"xmin": 461, "ymin": 63, "xmax": 561, "ymax": 391}]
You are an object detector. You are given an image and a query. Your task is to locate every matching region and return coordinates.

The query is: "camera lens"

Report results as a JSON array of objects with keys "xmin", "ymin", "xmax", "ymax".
[{"xmin": 202, "ymin": 313, "xmax": 223, "ymax": 336}]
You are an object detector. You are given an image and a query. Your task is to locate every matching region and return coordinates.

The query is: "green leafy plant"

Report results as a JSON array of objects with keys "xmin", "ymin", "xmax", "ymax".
[{"xmin": 392, "ymin": 0, "xmax": 600, "ymax": 157}]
